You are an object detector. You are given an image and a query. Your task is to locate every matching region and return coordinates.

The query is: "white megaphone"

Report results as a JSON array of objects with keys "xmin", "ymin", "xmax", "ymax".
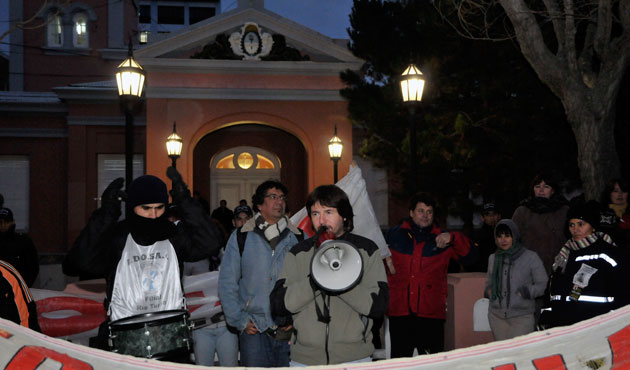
[{"xmin": 310, "ymin": 239, "xmax": 363, "ymax": 293}]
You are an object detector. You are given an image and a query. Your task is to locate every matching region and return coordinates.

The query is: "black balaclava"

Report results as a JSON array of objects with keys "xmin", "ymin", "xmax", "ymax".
[{"xmin": 126, "ymin": 175, "xmax": 174, "ymax": 245}]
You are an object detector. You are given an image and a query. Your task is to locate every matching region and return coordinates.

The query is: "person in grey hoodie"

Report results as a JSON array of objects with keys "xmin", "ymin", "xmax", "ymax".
[{"xmin": 484, "ymin": 219, "xmax": 548, "ymax": 340}]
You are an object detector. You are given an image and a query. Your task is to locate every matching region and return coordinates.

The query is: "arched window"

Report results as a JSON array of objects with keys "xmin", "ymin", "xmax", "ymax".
[
  {"xmin": 47, "ymin": 13, "xmax": 63, "ymax": 47},
  {"xmin": 72, "ymin": 13, "xmax": 88, "ymax": 48},
  {"xmin": 214, "ymin": 150, "xmax": 279, "ymax": 170},
  {"xmin": 40, "ymin": 3, "xmax": 96, "ymax": 49},
  {"xmin": 210, "ymin": 147, "xmax": 281, "ymax": 211}
]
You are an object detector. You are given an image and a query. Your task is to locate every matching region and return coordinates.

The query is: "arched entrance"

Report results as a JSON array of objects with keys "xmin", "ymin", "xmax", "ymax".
[
  {"xmin": 210, "ymin": 146, "xmax": 281, "ymax": 210},
  {"xmin": 193, "ymin": 124, "xmax": 307, "ymax": 215}
]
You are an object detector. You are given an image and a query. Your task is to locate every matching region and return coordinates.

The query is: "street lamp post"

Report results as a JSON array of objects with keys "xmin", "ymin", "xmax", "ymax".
[
  {"xmin": 400, "ymin": 63, "xmax": 425, "ymax": 192},
  {"xmin": 328, "ymin": 125, "xmax": 343, "ymax": 183},
  {"xmin": 115, "ymin": 40, "xmax": 145, "ymax": 193},
  {"xmin": 166, "ymin": 121, "xmax": 183, "ymax": 168}
]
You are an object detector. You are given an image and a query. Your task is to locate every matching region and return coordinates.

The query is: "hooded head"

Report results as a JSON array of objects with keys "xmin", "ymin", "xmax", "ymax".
[
  {"xmin": 494, "ymin": 219, "xmax": 520, "ymax": 241},
  {"xmin": 126, "ymin": 175, "xmax": 169, "ymax": 216}
]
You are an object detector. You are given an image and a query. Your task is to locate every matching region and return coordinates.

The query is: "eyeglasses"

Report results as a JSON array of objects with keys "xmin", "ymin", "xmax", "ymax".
[{"xmin": 264, "ymin": 194, "xmax": 288, "ymax": 202}]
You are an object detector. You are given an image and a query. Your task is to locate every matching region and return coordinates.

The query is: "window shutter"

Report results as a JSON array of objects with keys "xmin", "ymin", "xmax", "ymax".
[{"xmin": 0, "ymin": 156, "xmax": 30, "ymax": 231}]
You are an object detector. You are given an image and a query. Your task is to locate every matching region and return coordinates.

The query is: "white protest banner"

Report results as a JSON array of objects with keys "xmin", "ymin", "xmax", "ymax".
[{"xmin": 0, "ymin": 304, "xmax": 629, "ymax": 369}]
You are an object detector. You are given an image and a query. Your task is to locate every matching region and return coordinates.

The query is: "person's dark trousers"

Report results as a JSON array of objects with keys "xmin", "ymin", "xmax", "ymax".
[
  {"xmin": 239, "ymin": 331, "xmax": 290, "ymax": 367},
  {"xmin": 389, "ymin": 315, "xmax": 445, "ymax": 357},
  {"xmin": 371, "ymin": 316, "xmax": 383, "ymax": 349}
]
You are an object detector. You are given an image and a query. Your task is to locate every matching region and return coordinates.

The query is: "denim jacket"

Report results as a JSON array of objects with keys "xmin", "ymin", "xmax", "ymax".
[{"xmin": 218, "ymin": 217, "xmax": 301, "ymax": 332}]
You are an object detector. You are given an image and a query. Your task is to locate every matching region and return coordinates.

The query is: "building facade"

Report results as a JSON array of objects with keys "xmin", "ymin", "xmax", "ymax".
[{"xmin": 0, "ymin": 0, "xmax": 390, "ymax": 260}]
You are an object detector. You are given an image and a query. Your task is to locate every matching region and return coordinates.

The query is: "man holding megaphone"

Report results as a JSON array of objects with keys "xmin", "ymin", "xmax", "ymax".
[{"xmin": 270, "ymin": 185, "xmax": 388, "ymax": 366}]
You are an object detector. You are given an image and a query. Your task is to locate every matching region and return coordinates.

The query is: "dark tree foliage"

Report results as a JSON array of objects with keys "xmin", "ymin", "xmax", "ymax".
[{"xmin": 341, "ymin": 0, "xmax": 580, "ymax": 212}]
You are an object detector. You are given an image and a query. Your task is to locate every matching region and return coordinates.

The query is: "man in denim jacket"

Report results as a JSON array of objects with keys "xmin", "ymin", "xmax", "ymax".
[{"xmin": 218, "ymin": 180, "xmax": 302, "ymax": 367}]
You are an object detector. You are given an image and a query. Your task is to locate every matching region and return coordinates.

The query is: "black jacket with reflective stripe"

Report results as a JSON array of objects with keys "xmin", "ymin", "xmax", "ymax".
[{"xmin": 547, "ymin": 238, "xmax": 630, "ymax": 327}]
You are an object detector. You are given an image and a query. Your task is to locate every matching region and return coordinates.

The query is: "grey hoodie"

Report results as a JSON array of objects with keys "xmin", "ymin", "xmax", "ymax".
[{"xmin": 484, "ymin": 219, "xmax": 549, "ymax": 318}]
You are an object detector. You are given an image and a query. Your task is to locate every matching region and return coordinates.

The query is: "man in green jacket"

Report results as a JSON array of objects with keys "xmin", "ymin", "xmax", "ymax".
[{"xmin": 271, "ymin": 185, "xmax": 388, "ymax": 366}]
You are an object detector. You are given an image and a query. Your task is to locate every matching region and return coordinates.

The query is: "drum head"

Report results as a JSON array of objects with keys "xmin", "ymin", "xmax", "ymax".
[
  {"xmin": 110, "ymin": 309, "xmax": 188, "ymax": 329},
  {"xmin": 109, "ymin": 309, "xmax": 192, "ymax": 359}
]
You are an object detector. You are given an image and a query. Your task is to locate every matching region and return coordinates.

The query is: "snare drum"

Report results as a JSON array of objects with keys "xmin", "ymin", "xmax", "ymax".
[{"xmin": 108, "ymin": 309, "xmax": 192, "ymax": 359}]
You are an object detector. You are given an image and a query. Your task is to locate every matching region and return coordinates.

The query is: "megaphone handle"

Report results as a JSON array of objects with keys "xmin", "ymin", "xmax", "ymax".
[{"xmin": 314, "ymin": 291, "xmax": 331, "ymax": 324}]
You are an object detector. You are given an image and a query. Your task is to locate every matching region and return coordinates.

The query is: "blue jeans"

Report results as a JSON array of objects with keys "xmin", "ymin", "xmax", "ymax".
[
  {"xmin": 192, "ymin": 325, "xmax": 238, "ymax": 366},
  {"xmin": 239, "ymin": 331, "xmax": 290, "ymax": 367}
]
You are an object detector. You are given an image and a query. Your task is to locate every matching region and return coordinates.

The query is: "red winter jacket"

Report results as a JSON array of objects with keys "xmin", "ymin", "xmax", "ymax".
[{"xmin": 386, "ymin": 219, "xmax": 474, "ymax": 319}]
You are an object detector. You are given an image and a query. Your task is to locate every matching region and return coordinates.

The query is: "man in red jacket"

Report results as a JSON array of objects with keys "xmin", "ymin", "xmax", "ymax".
[{"xmin": 386, "ymin": 193, "xmax": 476, "ymax": 357}]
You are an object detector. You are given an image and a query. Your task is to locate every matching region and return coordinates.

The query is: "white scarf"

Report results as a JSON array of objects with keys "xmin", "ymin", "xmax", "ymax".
[{"xmin": 255, "ymin": 212, "xmax": 288, "ymax": 249}]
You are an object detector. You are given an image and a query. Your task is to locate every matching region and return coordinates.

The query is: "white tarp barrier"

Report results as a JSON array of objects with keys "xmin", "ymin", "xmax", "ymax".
[
  {"xmin": 182, "ymin": 271, "xmax": 222, "ymax": 321},
  {"xmin": 2, "ymin": 303, "xmax": 629, "ymax": 369},
  {"xmin": 290, "ymin": 162, "xmax": 390, "ymax": 257}
]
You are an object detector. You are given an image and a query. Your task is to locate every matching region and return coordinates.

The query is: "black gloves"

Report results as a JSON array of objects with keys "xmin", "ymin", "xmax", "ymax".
[
  {"xmin": 166, "ymin": 166, "xmax": 190, "ymax": 202},
  {"xmin": 166, "ymin": 166, "xmax": 182, "ymax": 183},
  {"xmin": 101, "ymin": 177, "xmax": 126, "ymax": 213},
  {"xmin": 517, "ymin": 286, "xmax": 531, "ymax": 299}
]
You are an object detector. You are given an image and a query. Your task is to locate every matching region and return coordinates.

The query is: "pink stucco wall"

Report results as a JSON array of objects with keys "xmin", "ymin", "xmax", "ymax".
[
  {"xmin": 445, "ymin": 272, "xmax": 495, "ymax": 350},
  {"xmin": 145, "ymin": 71, "xmax": 352, "ymax": 192}
]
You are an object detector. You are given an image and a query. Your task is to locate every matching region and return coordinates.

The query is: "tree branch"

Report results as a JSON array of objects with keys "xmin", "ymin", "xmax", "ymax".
[
  {"xmin": 541, "ymin": 0, "xmax": 566, "ymax": 55},
  {"xmin": 563, "ymin": 0, "xmax": 580, "ymax": 76},
  {"xmin": 597, "ymin": 34, "xmax": 630, "ymax": 98},
  {"xmin": 620, "ymin": 0, "xmax": 630, "ymax": 30},
  {"xmin": 433, "ymin": 0, "xmax": 515, "ymax": 41},
  {"xmin": 594, "ymin": 0, "xmax": 612, "ymax": 60},
  {"xmin": 578, "ymin": 19, "xmax": 597, "ymax": 88},
  {"xmin": 0, "ymin": 0, "xmax": 71, "ymax": 43},
  {"xmin": 351, "ymin": 121, "xmax": 405, "ymax": 156},
  {"xmin": 498, "ymin": 0, "xmax": 565, "ymax": 96}
]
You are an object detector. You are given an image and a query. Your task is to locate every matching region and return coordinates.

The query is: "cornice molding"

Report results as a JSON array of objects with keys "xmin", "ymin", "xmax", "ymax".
[
  {"xmin": 147, "ymin": 87, "xmax": 343, "ymax": 101},
  {"xmin": 53, "ymin": 86, "xmax": 122, "ymax": 102},
  {"xmin": 0, "ymin": 128, "xmax": 68, "ymax": 138},
  {"xmin": 140, "ymin": 58, "xmax": 360, "ymax": 75},
  {"xmin": 98, "ymin": 48, "xmax": 131, "ymax": 60},
  {"xmin": 66, "ymin": 116, "xmax": 146, "ymax": 126},
  {"xmin": 53, "ymin": 82, "xmax": 347, "ymax": 102},
  {"xmin": 0, "ymin": 93, "xmax": 66, "ymax": 113}
]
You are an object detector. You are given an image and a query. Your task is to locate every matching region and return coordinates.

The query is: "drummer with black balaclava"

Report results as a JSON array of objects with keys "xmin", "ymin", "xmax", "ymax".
[{"xmin": 62, "ymin": 167, "xmax": 221, "ymax": 362}]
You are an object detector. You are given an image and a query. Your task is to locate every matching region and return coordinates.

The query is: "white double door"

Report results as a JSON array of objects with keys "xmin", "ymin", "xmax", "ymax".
[{"xmin": 209, "ymin": 146, "xmax": 281, "ymax": 212}]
